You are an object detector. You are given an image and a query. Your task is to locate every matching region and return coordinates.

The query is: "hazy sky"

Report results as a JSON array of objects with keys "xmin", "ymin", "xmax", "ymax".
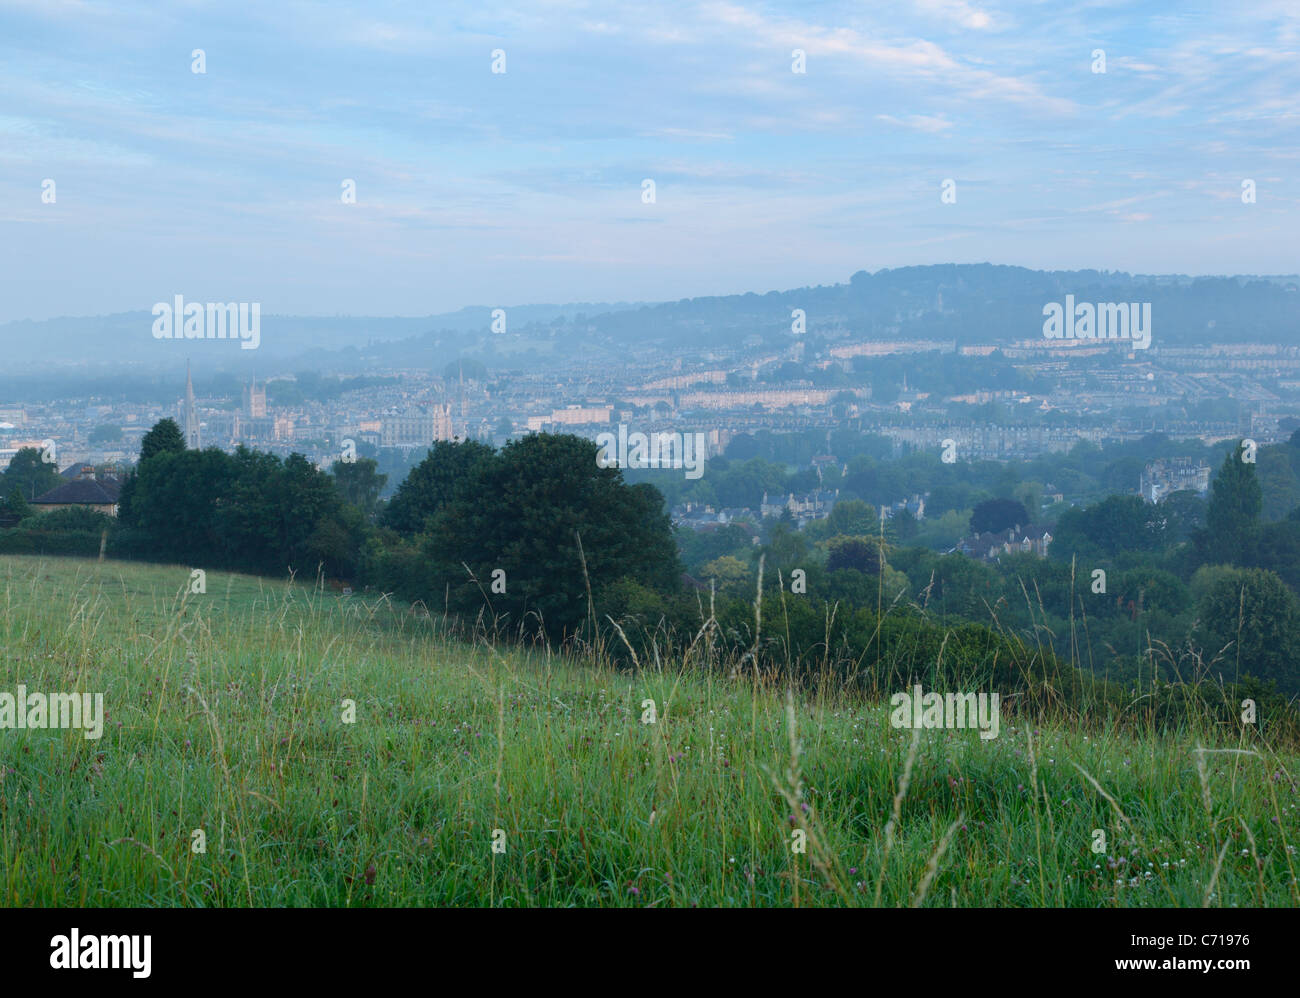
[{"xmin": 1, "ymin": 0, "xmax": 1297, "ymax": 322}]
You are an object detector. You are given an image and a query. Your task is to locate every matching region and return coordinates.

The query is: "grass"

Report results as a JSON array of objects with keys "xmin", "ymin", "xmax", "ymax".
[{"xmin": 1, "ymin": 554, "xmax": 1297, "ymax": 907}]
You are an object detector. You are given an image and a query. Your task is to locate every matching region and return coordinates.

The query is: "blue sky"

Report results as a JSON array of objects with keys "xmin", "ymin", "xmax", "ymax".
[{"xmin": 1, "ymin": 0, "xmax": 1296, "ymax": 322}]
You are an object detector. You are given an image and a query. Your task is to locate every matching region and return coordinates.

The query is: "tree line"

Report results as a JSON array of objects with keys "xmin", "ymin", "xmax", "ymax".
[{"xmin": 2, "ymin": 418, "xmax": 1298, "ymax": 713}]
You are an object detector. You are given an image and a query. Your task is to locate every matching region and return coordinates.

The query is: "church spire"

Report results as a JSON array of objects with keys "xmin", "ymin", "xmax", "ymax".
[{"xmin": 184, "ymin": 361, "xmax": 201, "ymax": 449}]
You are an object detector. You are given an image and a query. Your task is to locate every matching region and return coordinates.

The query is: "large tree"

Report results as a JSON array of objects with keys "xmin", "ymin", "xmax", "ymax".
[
  {"xmin": 1196, "ymin": 567, "xmax": 1300, "ymax": 694},
  {"xmin": 119, "ymin": 445, "xmax": 358, "ymax": 578},
  {"xmin": 2, "ymin": 447, "xmax": 62, "ymax": 501},
  {"xmin": 826, "ymin": 535, "xmax": 885, "ymax": 575},
  {"xmin": 139, "ymin": 418, "xmax": 187, "ymax": 462},
  {"xmin": 423, "ymin": 434, "xmax": 680, "ymax": 639},
  {"xmin": 218, "ymin": 449, "xmax": 348, "ymax": 576},
  {"xmin": 804, "ymin": 498, "xmax": 878, "ymax": 542},
  {"xmin": 117, "ymin": 448, "xmax": 232, "ymax": 566},
  {"xmin": 330, "ymin": 457, "xmax": 387, "ymax": 519},
  {"xmin": 970, "ymin": 497, "xmax": 1029, "ymax": 535},
  {"xmin": 1051, "ymin": 494, "xmax": 1165, "ymax": 562},
  {"xmin": 1156, "ymin": 489, "xmax": 1206, "ymax": 543},
  {"xmin": 383, "ymin": 439, "xmax": 494, "ymax": 535},
  {"xmin": 1201, "ymin": 441, "xmax": 1262, "ymax": 566},
  {"xmin": 0, "ymin": 487, "xmax": 31, "ymax": 525}
]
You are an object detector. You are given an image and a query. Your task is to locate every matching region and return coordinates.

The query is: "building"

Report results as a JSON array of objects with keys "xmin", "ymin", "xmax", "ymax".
[
  {"xmin": 882, "ymin": 494, "xmax": 927, "ymax": 521},
  {"xmin": 30, "ymin": 467, "xmax": 122, "ymax": 517},
  {"xmin": 381, "ymin": 404, "xmax": 454, "ymax": 447},
  {"xmin": 958, "ymin": 526, "xmax": 1053, "ymax": 561},
  {"xmin": 182, "ymin": 362, "xmax": 201, "ymax": 449},
  {"xmin": 760, "ymin": 489, "xmax": 839, "ymax": 521},
  {"xmin": 243, "ymin": 380, "xmax": 267, "ymax": 418},
  {"xmin": 525, "ymin": 405, "xmax": 612, "ymax": 431},
  {"xmin": 1140, "ymin": 458, "xmax": 1210, "ymax": 503},
  {"xmin": 678, "ymin": 388, "xmax": 841, "ymax": 411},
  {"xmin": 641, "ymin": 371, "xmax": 727, "ymax": 390}
]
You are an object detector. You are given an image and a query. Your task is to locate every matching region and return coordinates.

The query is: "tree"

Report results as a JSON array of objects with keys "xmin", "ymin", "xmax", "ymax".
[
  {"xmin": 1115, "ymin": 567, "xmax": 1190, "ymax": 617},
  {"xmin": 1249, "ymin": 520, "xmax": 1300, "ymax": 592},
  {"xmin": 699, "ymin": 555, "xmax": 750, "ymax": 594},
  {"xmin": 1196, "ymin": 567, "xmax": 1300, "ymax": 694},
  {"xmin": 1202, "ymin": 441, "xmax": 1262, "ymax": 566},
  {"xmin": 1, "ymin": 487, "xmax": 31, "ymax": 525},
  {"xmin": 1092, "ymin": 494, "xmax": 1167, "ymax": 553},
  {"xmin": 217, "ymin": 450, "xmax": 350, "ymax": 576},
  {"xmin": 925, "ymin": 553, "xmax": 1002, "ymax": 620},
  {"xmin": 805, "ymin": 498, "xmax": 878, "ymax": 542},
  {"xmin": 761, "ymin": 521, "xmax": 809, "ymax": 578},
  {"xmin": 970, "ymin": 497, "xmax": 1029, "ymax": 535},
  {"xmin": 2, "ymin": 447, "xmax": 61, "ymax": 500},
  {"xmin": 887, "ymin": 507, "xmax": 919, "ymax": 544},
  {"xmin": 139, "ymin": 418, "xmax": 187, "ymax": 462},
  {"xmin": 725, "ymin": 434, "xmax": 759, "ymax": 461},
  {"xmin": 1012, "ymin": 482, "xmax": 1042, "ymax": 524},
  {"xmin": 117, "ymin": 448, "xmax": 232, "ymax": 566},
  {"xmin": 1100, "ymin": 456, "xmax": 1145, "ymax": 494},
  {"xmin": 676, "ymin": 522, "xmax": 752, "ymax": 571},
  {"xmin": 4, "ymin": 486, "xmax": 30, "ymax": 522},
  {"xmin": 425, "ymin": 433, "xmax": 681, "ymax": 640},
  {"xmin": 383, "ymin": 440, "xmax": 494, "ymax": 536},
  {"xmin": 1050, "ymin": 494, "xmax": 1164, "ymax": 562},
  {"xmin": 119, "ymin": 444, "xmax": 361, "ymax": 578},
  {"xmin": 20, "ymin": 506, "xmax": 111, "ymax": 532},
  {"xmin": 826, "ymin": 535, "xmax": 885, "ymax": 575},
  {"xmin": 1258, "ymin": 446, "xmax": 1300, "ymax": 521},
  {"xmin": 1157, "ymin": 489, "xmax": 1205, "ymax": 543},
  {"xmin": 330, "ymin": 458, "xmax": 387, "ymax": 519}
]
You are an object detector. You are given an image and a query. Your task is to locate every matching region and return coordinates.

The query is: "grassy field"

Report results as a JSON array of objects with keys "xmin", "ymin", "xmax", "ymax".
[{"xmin": 1, "ymin": 554, "xmax": 1297, "ymax": 907}]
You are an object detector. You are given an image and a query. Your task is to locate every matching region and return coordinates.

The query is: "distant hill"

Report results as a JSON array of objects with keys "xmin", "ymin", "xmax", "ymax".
[
  {"xmin": 565, "ymin": 264, "xmax": 1300, "ymax": 355},
  {"xmin": 0, "ymin": 301, "xmax": 646, "ymax": 374},
  {"xmin": 2, "ymin": 264, "xmax": 1297, "ymax": 376}
]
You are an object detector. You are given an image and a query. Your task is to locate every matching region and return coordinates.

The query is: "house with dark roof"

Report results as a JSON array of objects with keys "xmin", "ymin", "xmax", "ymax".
[
  {"xmin": 759, "ymin": 489, "xmax": 839, "ymax": 522},
  {"xmin": 31, "ymin": 467, "xmax": 123, "ymax": 517},
  {"xmin": 957, "ymin": 525, "xmax": 1053, "ymax": 561}
]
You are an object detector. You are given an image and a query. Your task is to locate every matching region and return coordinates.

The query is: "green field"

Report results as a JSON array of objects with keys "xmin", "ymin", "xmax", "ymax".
[{"xmin": 1, "ymin": 554, "xmax": 1296, "ymax": 907}]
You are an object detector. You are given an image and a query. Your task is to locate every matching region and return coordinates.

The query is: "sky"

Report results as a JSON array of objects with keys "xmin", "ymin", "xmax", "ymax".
[{"xmin": 1, "ymin": 0, "xmax": 1297, "ymax": 322}]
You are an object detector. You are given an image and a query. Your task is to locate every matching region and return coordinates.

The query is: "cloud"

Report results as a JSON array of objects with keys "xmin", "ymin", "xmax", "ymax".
[
  {"xmin": 876, "ymin": 113, "xmax": 955, "ymax": 133},
  {"xmin": 1, "ymin": 0, "xmax": 1297, "ymax": 320},
  {"xmin": 910, "ymin": 0, "xmax": 996, "ymax": 31}
]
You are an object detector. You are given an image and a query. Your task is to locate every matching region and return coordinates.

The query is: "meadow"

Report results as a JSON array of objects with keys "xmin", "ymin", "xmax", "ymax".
[{"xmin": 1, "ymin": 554, "xmax": 1296, "ymax": 907}]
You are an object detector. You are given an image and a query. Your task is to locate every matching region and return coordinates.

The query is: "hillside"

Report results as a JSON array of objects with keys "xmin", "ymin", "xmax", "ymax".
[
  {"xmin": 4, "ymin": 265, "xmax": 1297, "ymax": 376},
  {"xmin": 1, "ymin": 555, "xmax": 1295, "ymax": 907}
]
